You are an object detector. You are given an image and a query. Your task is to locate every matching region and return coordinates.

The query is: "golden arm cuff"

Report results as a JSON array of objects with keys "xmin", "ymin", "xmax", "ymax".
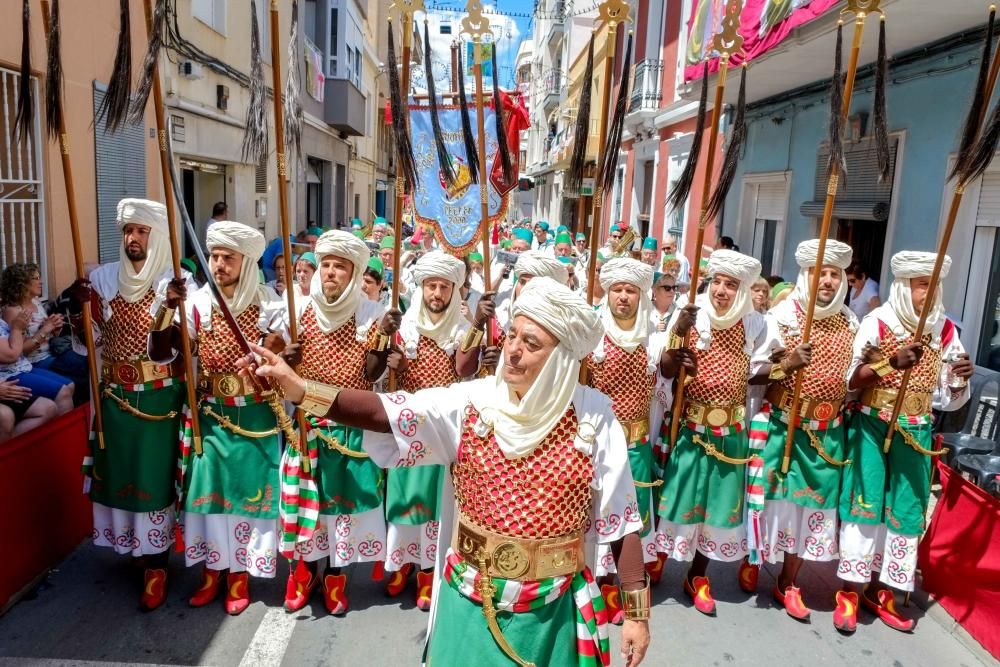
[
  {"xmin": 667, "ymin": 331, "xmax": 685, "ymax": 350},
  {"xmin": 621, "ymin": 578, "xmax": 651, "ymax": 621},
  {"xmin": 371, "ymin": 330, "xmax": 392, "ymax": 353},
  {"xmin": 299, "ymin": 380, "xmax": 341, "ymax": 419},
  {"xmin": 869, "ymin": 358, "xmax": 893, "ymax": 378},
  {"xmin": 768, "ymin": 363, "xmax": 786, "ymax": 382},
  {"xmin": 151, "ymin": 305, "xmax": 176, "ymax": 332},
  {"xmin": 461, "ymin": 327, "xmax": 485, "ymax": 352}
]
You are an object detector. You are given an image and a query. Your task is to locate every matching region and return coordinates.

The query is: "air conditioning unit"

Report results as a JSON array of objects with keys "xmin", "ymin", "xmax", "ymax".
[{"xmin": 179, "ymin": 60, "xmax": 204, "ymax": 80}]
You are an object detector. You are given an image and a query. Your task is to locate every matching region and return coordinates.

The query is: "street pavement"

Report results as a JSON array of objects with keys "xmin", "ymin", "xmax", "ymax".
[{"xmin": 0, "ymin": 543, "xmax": 992, "ymax": 667}]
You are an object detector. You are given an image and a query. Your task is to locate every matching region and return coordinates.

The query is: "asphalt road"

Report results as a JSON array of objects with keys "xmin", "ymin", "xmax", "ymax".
[{"xmin": 0, "ymin": 543, "xmax": 991, "ymax": 667}]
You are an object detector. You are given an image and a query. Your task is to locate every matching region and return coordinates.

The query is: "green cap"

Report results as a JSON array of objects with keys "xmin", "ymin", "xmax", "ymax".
[
  {"xmin": 771, "ymin": 282, "xmax": 794, "ymax": 300},
  {"xmin": 468, "ymin": 252, "xmax": 484, "ymax": 262},
  {"xmin": 642, "ymin": 237, "xmax": 657, "ymax": 251},
  {"xmin": 575, "ymin": 232, "xmax": 586, "ymax": 241},
  {"xmin": 536, "ymin": 221, "xmax": 550, "ymax": 231},
  {"xmin": 513, "ymin": 228, "xmax": 534, "ymax": 243},
  {"xmin": 351, "ymin": 218, "xmax": 363, "ymax": 229},
  {"xmin": 307, "ymin": 226, "xmax": 323, "ymax": 236},
  {"xmin": 298, "ymin": 251, "xmax": 317, "ymax": 268},
  {"xmin": 500, "ymin": 239, "xmax": 512, "ymax": 249},
  {"xmin": 180, "ymin": 257, "xmax": 197, "ymax": 274},
  {"xmin": 699, "ymin": 258, "xmax": 709, "ymax": 269},
  {"xmin": 380, "ymin": 236, "xmax": 395, "ymax": 249},
  {"xmin": 556, "ymin": 225, "xmax": 568, "ymax": 233},
  {"xmin": 367, "ymin": 256, "xmax": 384, "ymax": 275},
  {"xmin": 555, "ymin": 232, "xmax": 573, "ymax": 245},
  {"xmin": 352, "ymin": 230, "xmax": 365, "ymax": 240},
  {"xmin": 374, "ymin": 216, "xmax": 387, "ymax": 227}
]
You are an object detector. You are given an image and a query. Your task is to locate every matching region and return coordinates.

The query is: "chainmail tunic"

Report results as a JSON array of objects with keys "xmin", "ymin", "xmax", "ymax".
[
  {"xmin": 873, "ymin": 324, "xmax": 943, "ymax": 394},
  {"xmin": 397, "ymin": 334, "xmax": 460, "ymax": 393},
  {"xmin": 198, "ymin": 305, "xmax": 261, "ymax": 375},
  {"xmin": 685, "ymin": 322, "xmax": 750, "ymax": 407},
  {"xmin": 587, "ymin": 337, "xmax": 655, "ymax": 425},
  {"xmin": 99, "ymin": 291, "xmax": 157, "ymax": 363},
  {"xmin": 777, "ymin": 306, "xmax": 854, "ymax": 401},
  {"xmin": 452, "ymin": 407, "xmax": 593, "ymax": 538},
  {"xmin": 298, "ymin": 305, "xmax": 375, "ymax": 390}
]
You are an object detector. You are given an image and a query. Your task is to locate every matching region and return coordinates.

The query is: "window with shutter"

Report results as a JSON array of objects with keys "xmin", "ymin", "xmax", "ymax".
[
  {"xmin": 977, "ymin": 171, "xmax": 1000, "ymax": 227},
  {"xmin": 738, "ymin": 172, "xmax": 790, "ymax": 277},
  {"xmin": 193, "ymin": 0, "xmax": 227, "ymax": 34},
  {"xmin": 93, "ymin": 86, "xmax": 147, "ymax": 264}
]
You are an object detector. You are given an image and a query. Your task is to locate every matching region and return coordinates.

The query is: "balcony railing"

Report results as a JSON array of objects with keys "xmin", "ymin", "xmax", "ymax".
[{"xmin": 629, "ymin": 59, "xmax": 663, "ymax": 113}]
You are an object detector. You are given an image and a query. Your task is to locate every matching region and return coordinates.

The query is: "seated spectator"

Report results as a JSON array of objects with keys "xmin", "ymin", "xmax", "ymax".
[
  {"xmin": 751, "ymin": 277, "xmax": 771, "ymax": 313},
  {"xmin": 1, "ymin": 263, "xmax": 88, "ymax": 404},
  {"xmin": 0, "ymin": 308, "xmax": 65, "ymax": 438}
]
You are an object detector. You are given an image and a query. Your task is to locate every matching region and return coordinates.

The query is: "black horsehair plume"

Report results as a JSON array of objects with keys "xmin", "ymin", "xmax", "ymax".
[
  {"xmin": 599, "ymin": 31, "xmax": 633, "ymax": 197},
  {"xmin": 425, "ymin": 20, "xmax": 456, "ymax": 188},
  {"xmin": 44, "ymin": 0, "xmax": 63, "ymax": 139},
  {"xmin": 872, "ymin": 17, "xmax": 890, "ymax": 182},
  {"xmin": 242, "ymin": 0, "xmax": 269, "ymax": 165},
  {"xmin": 284, "ymin": 0, "xmax": 304, "ymax": 163},
  {"xmin": 667, "ymin": 61, "xmax": 709, "ymax": 212},
  {"xmin": 14, "ymin": 0, "xmax": 32, "ymax": 142},
  {"xmin": 490, "ymin": 42, "xmax": 514, "ymax": 187},
  {"xmin": 950, "ymin": 6, "xmax": 995, "ymax": 183},
  {"xmin": 128, "ymin": 0, "xmax": 165, "ymax": 126},
  {"xmin": 387, "ymin": 20, "xmax": 418, "ymax": 191},
  {"xmin": 456, "ymin": 47, "xmax": 480, "ymax": 184},
  {"xmin": 826, "ymin": 21, "xmax": 847, "ymax": 185},
  {"xmin": 568, "ymin": 36, "xmax": 595, "ymax": 193},
  {"xmin": 704, "ymin": 64, "xmax": 747, "ymax": 224},
  {"xmin": 96, "ymin": 0, "xmax": 133, "ymax": 133}
]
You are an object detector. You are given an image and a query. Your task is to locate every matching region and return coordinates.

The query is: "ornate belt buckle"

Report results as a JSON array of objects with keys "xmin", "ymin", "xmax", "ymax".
[
  {"xmin": 813, "ymin": 401, "xmax": 835, "ymax": 421},
  {"xmin": 457, "ymin": 523, "xmax": 487, "ymax": 562},
  {"xmin": 706, "ymin": 407, "xmax": 729, "ymax": 428},
  {"xmin": 491, "ymin": 541, "xmax": 530, "ymax": 579},
  {"xmin": 685, "ymin": 402, "xmax": 705, "ymax": 424},
  {"xmin": 116, "ymin": 361, "xmax": 141, "ymax": 385},
  {"xmin": 903, "ymin": 393, "xmax": 926, "ymax": 416},
  {"xmin": 536, "ymin": 540, "xmax": 579, "ymax": 578},
  {"xmin": 217, "ymin": 375, "xmax": 242, "ymax": 397}
]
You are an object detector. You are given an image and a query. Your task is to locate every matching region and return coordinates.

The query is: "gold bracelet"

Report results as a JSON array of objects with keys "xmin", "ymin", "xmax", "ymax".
[
  {"xmin": 667, "ymin": 331, "xmax": 685, "ymax": 350},
  {"xmin": 371, "ymin": 330, "xmax": 392, "ymax": 352},
  {"xmin": 869, "ymin": 358, "xmax": 894, "ymax": 378},
  {"xmin": 621, "ymin": 577, "xmax": 651, "ymax": 621},
  {"xmin": 299, "ymin": 380, "xmax": 341, "ymax": 419},
  {"xmin": 460, "ymin": 327, "xmax": 485, "ymax": 352},
  {"xmin": 151, "ymin": 305, "xmax": 176, "ymax": 332},
  {"xmin": 768, "ymin": 363, "xmax": 786, "ymax": 382}
]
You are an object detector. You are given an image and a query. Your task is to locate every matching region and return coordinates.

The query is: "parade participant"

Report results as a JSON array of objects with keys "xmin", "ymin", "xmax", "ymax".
[
  {"xmin": 510, "ymin": 227, "xmax": 533, "ymax": 253},
  {"xmin": 532, "ymin": 221, "xmax": 554, "ymax": 253},
  {"xmin": 243, "ymin": 277, "xmax": 651, "ymax": 667},
  {"xmin": 384, "ymin": 251, "xmax": 493, "ymax": 610},
  {"xmin": 554, "ymin": 232, "xmax": 574, "ymax": 258},
  {"xmin": 79, "ymin": 198, "xmax": 191, "ymax": 611},
  {"xmin": 587, "ymin": 251, "xmax": 609, "ymax": 308},
  {"xmin": 362, "ymin": 257, "xmax": 385, "ymax": 303},
  {"xmin": 662, "ymin": 236, "xmax": 691, "ymax": 284},
  {"xmin": 306, "ymin": 226, "xmax": 324, "ymax": 250},
  {"xmin": 740, "ymin": 240, "xmax": 857, "ymax": 622},
  {"xmin": 369, "ymin": 217, "xmax": 388, "ymax": 244},
  {"xmin": 294, "ymin": 252, "xmax": 317, "ymax": 300},
  {"xmin": 650, "ymin": 273, "xmax": 678, "ymax": 332},
  {"xmin": 575, "ymin": 232, "xmax": 590, "ymax": 267},
  {"xmin": 279, "ymin": 230, "xmax": 398, "ymax": 615},
  {"xmin": 562, "ymin": 256, "xmax": 580, "ymax": 292},
  {"xmin": 152, "ymin": 221, "xmax": 288, "ymax": 616},
  {"xmin": 657, "ymin": 250, "xmax": 772, "ymax": 616},
  {"xmin": 585, "ymin": 257, "xmax": 670, "ymax": 619},
  {"xmin": 836, "ymin": 251, "xmax": 971, "ymax": 633},
  {"xmin": 467, "ymin": 251, "xmax": 485, "ymax": 294},
  {"xmin": 640, "ymin": 238, "xmax": 658, "ymax": 267},
  {"xmin": 495, "ymin": 250, "xmax": 569, "ymax": 346}
]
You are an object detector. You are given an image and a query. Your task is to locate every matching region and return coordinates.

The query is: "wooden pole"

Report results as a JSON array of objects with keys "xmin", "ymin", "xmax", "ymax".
[
  {"xmin": 141, "ymin": 0, "xmax": 203, "ymax": 454},
  {"xmin": 667, "ymin": 58, "xmax": 731, "ymax": 448},
  {"xmin": 40, "ymin": 0, "xmax": 104, "ymax": 449},
  {"xmin": 472, "ymin": 40, "xmax": 493, "ymax": 312},
  {"xmin": 267, "ymin": 0, "xmax": 310, "ymax": 471}
]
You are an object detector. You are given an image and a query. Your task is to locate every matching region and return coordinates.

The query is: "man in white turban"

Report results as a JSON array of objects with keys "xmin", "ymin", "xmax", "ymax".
[
  {"xmin": 656, "ymin": 249, "xmax": 775, "ymax": 617},
  {"xmin": 276, "ymin": 230, "xmax": 401, "ymax": 615},
  {"xmin": 383, "ymin": 250, "xmax": 494, "ymax": 610},
  {"xmin": 738, "ymin": 239, "xmax": 859, "ymax": 623},
  {"xmin": 494, "ymin": 250, "xmax": 569, "ymax": 343},
  {"xmin": 245, "ymin": 277, "xmax": 652, "ymax": 667},
  {"xmin": 584, "ymin": 257, "xmax": 672, "ymax": 616},
  {"xmin": 76, "ymin": 198, "xmax": 194, "ymax": 611},
  {"xmin": 836, "ymin": 251, "xmax": 972, "ymax": 634},
  {"xmin": 154, "ymin": 220, "xmax": 289, "ymax": 616}
]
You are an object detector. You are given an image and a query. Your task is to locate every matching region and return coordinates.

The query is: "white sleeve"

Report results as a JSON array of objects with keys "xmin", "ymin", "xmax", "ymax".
[
  {"xmin": 934, "ymin": 332, "xmax": 971, "ymax": 412},
  {"xmin": 847, "ymin": 315, "xmax": 881, "ymax": 389},
  {"xmin": 748, "ymin": 313, "xmax": 777, "ymax": 375},
  {"xmin": 361, "ymin": 384, "xmax": 465, "ymax": 469}
]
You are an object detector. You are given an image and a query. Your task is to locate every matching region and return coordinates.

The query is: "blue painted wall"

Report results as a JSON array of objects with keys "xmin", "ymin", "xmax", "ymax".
[{"xmin": 722, "ymin": 35, "xmax": 982, "ymax": 282}]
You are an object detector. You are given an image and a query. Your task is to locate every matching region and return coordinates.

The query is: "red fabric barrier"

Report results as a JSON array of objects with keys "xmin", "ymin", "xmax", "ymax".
[
  {"xmin": 0, "ymin": 406, "xmax": 92, "ymax": 611},
  {"xmin": 919, "ymin": 461, "xmax": 1000, "ymax": 659}
]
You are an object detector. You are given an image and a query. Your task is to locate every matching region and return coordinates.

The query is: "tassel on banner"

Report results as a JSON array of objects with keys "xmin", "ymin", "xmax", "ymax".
[
  {"xmin": 425, "ymin": 20, "xmax": 457, "ymax": 188},
  {"xmin": 598, "ymin": 31, "xmax": 633, "ymax": 195},
  {"xmin": 567, "ymin": 36, "xmax": 595, "ymax": 194},
  {"xmin": 667, "ymin": 61, "xmax": 709, "ymax": 213},
  {"xmin": 950, "ymin": 6, "xmax": 995, "ymax": 183},
  {"xmin": 457, "ymin": 47, "xmax": 480, "ymax": 184},
  {"xmin": 827, "ymin": 22, "xmax": 848, "ymax": 185},
  {"xmin": 387, "ymin": 20, "xmax": 418, "ymax": 191},
  {"xmin": 490, "ymin": 42, "xmax": 513, "ymax": 187},
  {"xmin": 15, "ymin": 0, "xmax": 33, "ymax": 142},
  {"xmin": 872, "ymin": 17, "xmax": 891, "ymax": 183},
  {"xmin": 44, "ymin": 0, "xmax": 63, "ymax": 140},
  {"xmin": 704, "ymin": 64, "xmax": 748, "ymax": 224},
  {"xmin": 284, "ymin": 0, "xmax": 304, "ymax": 165},
  {"xmin": 96, "ymin": 0, "xmax": 134, "ymax": 133},
  {"xmin": 129, "ymin": 0, "xmax": 165, "ymax": 126},
  {"xmin": 241, "ymin": 0, "xmax": 270, "ymax": 165}
]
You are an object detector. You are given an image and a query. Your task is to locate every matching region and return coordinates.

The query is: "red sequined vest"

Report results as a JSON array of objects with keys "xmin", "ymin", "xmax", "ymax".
[
  {"xmin": 686, "ymin": 321, "xmax": 750, "ymax": 407},
  {"xmin": 587, "ymin": 336, "xmax": 655, "ymax": 424},
  {"xmin": 298, "ymin": 305, "xmax": 375, "ymax": 390},
  {"xmin": 452, "ymin": 407, "xmax": 593, "ymax": 538},
  {"xmin": 198, "ymin": 305, "xmax": 261, "ymax": 374},
  {"xmin": 99, "ymin": 291, "xmax": 157, "ymax": 363},
  {"xmin": 777, "ymin": 305, "xmax": 854, "ymax": 401},
  {"xmin": 874, "ymin": 320, "xmax": 945, "ymax": 394},
  {"xmin": 398, "ymin": 334, "xmax": 459, "ymax": 393}
]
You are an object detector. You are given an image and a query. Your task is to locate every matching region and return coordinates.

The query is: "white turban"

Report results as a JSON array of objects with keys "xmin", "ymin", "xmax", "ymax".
[
  {"xmin": 700, "ymin": 249, "xmax": 761, "ymax": 331},
  {"xmin": 516, "ymin": 250, "xmax": 569, "ymax": 284},
  {"xmin": 476, "ymin": 277, "xmax": 602, "ymax": 458},
  {"xmin": 206, "ymin": 221, "xmax": 268, "ymax": 315},
  {"xmin": 598, "ymin": 257, "xmax": 654, "ymax": 351},
  {"xmin": 116, "ymin": 198, "xmax": 172, "ymax": 303},
  {"xmin": 792, "ymin": 239, "xmax": 853, "ymax": 320},
  {"xmin": 404, "ymin": 251, "xmax": 468, "ymax": 349},
  {"xmin": 309, "ymin": 230, "xmax": 370, "ymax": 333},
  {"xmin": 888, "ymin": 251, "xmax": 952, "ymax": 332}
]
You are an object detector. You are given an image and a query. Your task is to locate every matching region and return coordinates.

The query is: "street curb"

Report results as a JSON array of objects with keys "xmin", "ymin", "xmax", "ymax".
[{"xmin": 910, "ymin": 576, "xmax": 995, "ymax": 667}]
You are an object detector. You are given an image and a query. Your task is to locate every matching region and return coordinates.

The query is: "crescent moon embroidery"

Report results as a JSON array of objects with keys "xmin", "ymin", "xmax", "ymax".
[
  {"xmin": 856, "ymin": 494, "xmax": 873, "ymax": 509},
  {"xmin": 246, "ymin": 488, "xmax": 263, "ymax": 503}
]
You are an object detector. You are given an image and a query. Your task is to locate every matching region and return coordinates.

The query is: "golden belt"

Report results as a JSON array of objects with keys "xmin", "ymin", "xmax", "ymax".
[
  {"xmin": 455, "ymin": 517, "xmax": 584, "ymax": 582},
  {"xmin": 621, "ymin": 417, "xmax": 649, "ymax": 443},
  {"xmin": 684, "ymin": 400, "xmax": 745, "ymax": 428},
  {"xmin": 861, "ymin": 387, "xmax": 933, "ymax": 417},
  {"xmin": 102, "ymin": 359, "xmax": 178, "ymax": 386},
  {"xmin": 197, "ymin": 373, "xmax": 261, "ymax": 398},
  {"xmin": 766, "ymin": 385, "xmax": 844, "ymax": 422}
]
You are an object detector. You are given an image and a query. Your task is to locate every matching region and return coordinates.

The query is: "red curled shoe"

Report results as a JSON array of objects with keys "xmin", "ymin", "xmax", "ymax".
[
  {"xmin": 188, "ymin": 568, "xmax": 223, "ymax": 607},
  {"xmin": 415, "ymin": 571, "xmax": 434, "ymax": 612},
  {"xmin": 773, "ymin": 585, "xmax": 811, "ymax": 621},
  {"xmin": 140, "ymin": 568, "xmax": 168, "ymax": 611},
  {"xmin": 600, "ymin": 584, "xmax": 624, "ymax": 625},
  {"xmin": 284, "ymin": 560, "xmax": 319, "ymax": 612},
  {"xmin": 225, "ymin": 572, "xmax": 251, "ymax": 616},
  {"xmin": 737, "ymin": 557, "xmax": 759, "ymax": 594},
  {"xmin": 323, "ymin": 573, "xmax": 349, "ymax": 615},
  {"xmin": 645, "ymin": 553, "xmax": 668, "ymax": 586},
  {"xmin": 385, "ymin": 563, "xmax": 415, "ymax": 597},
  {"xmin": 833, "ymin": 590, "xmax": 859, "ymax": 634},
  {"xmin": 862, "ymin": 588, "xmax": 915, "ymax": 633},
  {"xmin": 684, "ymin": 575, "xmax": 717, "ymax": 616}
]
